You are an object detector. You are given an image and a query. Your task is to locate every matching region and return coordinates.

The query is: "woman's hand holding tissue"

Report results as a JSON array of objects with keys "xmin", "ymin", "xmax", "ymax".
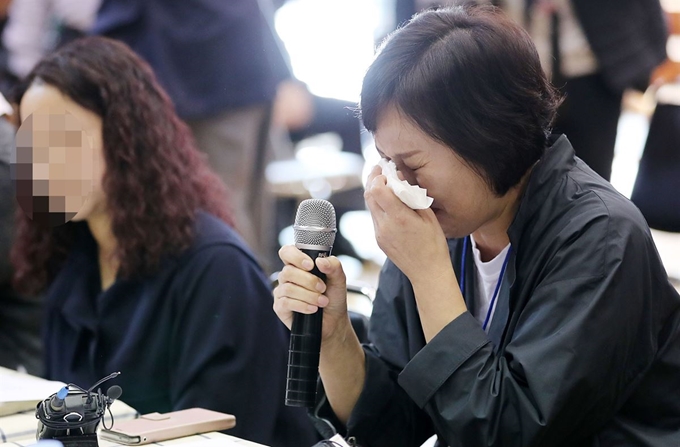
[
  {"xmin": 377, "ymin": 159, "xmax": 433, "ymax": 209},
  {"xmin": 364, "ymin": 163, "xmax": 451, "ymax": 284},
  {"xmin": 365, "ymin": 162, "xmax": 465, "ymax": 342}
]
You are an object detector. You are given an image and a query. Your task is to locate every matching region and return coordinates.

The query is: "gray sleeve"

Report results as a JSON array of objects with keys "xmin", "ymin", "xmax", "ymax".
[
  {"xmin": 399, "ymin": 312, "xmax": 490, "ymax": 407},
  {"xmin": 0, "ymin": 162, "xmax": 12, "ymax": 284},
  {"xmin": 308, "ymin": 345, "xmax": 435, "ymax": 446},
  {"xmin": 0, "ymin": 118, "xmax": 13, "ymax": 164},
  {"xmin": 0, "ymin": 119, "xmax": 42, "ymax": 376},
  {"xmin": 0, "ymin": 118, "xmax": 16, "ymax": 285}
]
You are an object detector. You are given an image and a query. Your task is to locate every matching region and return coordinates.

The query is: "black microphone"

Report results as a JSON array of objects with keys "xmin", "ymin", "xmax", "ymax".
[
  {"xmin": 107, "ymin": 385, "xmax": 123, "ymax": 401},
  {"xmin": 285, "ymin": 198, "xmax": 337, "ymax": 408}
]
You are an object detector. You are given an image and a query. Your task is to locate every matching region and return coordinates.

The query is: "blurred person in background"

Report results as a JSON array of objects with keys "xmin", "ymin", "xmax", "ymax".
[
  {"xmin": 0, "ymin": 0, "xmax": 13, "ymax": 97},
  {"xmin": 651, "ymin": 8, "xmax": 680, "ymax": 85},
  {"xmin": 274, "ymin": 6, "xmax": 680, "ymax": 446},
  {"xmin": 10, "ymin": 37, "xmax": 318, "ymax": 447},
  {"xmin": 0, "ymin": 91, "xmax": 42, "ymax": 375},
  {"xmin": 273, "ymin": 78, "xmax": 363, "ymax": 158},
  {"xmin": 92, "ymin": 0, "xmax": 293, "ymax": 272},
  {"xmin": 0, "ymin": 0, "xmax": 101, "ymax": 100},
  {"xmin": 272, "ymin": 77, "xmax": 367, "ymax": 263},
  {"xmin": 396, "ymin": 0, "xmax": 670, "ymax": 181}
]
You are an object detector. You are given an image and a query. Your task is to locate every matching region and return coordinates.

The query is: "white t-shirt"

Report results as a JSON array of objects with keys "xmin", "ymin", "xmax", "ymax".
[{"xmin": 469, "ymin": 234, "xmax": 511, "ymax": 331}]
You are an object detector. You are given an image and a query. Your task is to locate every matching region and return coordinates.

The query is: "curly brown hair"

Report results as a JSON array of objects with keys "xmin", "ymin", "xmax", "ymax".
[{"xmin": 11, "ymin": 36, "xmax": 234, "ymax": 296}]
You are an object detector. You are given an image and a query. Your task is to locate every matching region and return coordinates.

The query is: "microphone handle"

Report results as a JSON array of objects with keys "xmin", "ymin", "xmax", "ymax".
[{"xmin": 285, "ymin": 247, "xmax": 329, "ymax": 408}]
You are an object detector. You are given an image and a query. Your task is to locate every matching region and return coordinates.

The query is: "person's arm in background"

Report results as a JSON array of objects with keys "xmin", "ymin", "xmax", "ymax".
[
  {"xmin": 652, "ymin": 8, "xmax": 680, "ymax": 84},
  {"xmin": 0, "ymin": 108, "xmax": 43, "ymax": 376},
  {"xmin": 168, "ymin": 242, "xmax": 318, "ymax": 447},
  {"xmin": 51, "ymin": 0, "xmax": 102, "ymax": 47},
  {"xmin": 0, "ymin": 163, "xmax": 12, "ymax": 285},
  {"xmin": 51, "ymin": 0, "xmax": 101, "ymax": 34},
  {"xmin": 2, "ymin": 0, "xmax": 50, "ymax": 79},
  {"xmin": 0, "ymin": 0, "xmax": 11, "ymax": 20},
  {"xmin": 0, "ymin": 114, "xmax": 14, "ymax": 285},
  {"xmin": 673, "ymin": 8, "xmax": 680, "ymax": 33},
  {"xmin": 2, "ymin": 0, "xmax": 100, "ymax": 81}
]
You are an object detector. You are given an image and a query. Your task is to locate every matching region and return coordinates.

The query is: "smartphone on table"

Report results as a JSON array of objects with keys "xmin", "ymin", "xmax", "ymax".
[{"xmin": 99, "ymin": 408, "xmax": 236, "ymax": 445}]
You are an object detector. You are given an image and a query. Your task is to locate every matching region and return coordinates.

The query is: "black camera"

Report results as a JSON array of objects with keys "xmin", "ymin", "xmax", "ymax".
[{"xmin": 35, "ymin": 372, "xmax": 123, "ymax": 447}]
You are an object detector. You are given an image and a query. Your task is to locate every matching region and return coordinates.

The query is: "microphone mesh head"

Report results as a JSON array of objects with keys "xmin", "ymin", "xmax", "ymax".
[
  {"xmin": 294, "ymin": 199, "xmax": 337, "ymax": 247},
  {"xmin": 107, "ymin": 385, "xmax": 123, "ymax": 400}
]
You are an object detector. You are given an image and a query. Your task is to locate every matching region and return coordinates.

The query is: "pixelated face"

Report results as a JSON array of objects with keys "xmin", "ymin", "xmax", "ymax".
[{"xmin": 13, "ymin": 82, "xmax": 105, "ymax": 226}]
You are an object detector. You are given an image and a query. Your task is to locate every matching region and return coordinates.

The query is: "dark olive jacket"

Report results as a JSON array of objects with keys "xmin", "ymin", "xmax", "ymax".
[{"xmin": 316, "ymin": 135, "xmax": 680, "ymax": 446}]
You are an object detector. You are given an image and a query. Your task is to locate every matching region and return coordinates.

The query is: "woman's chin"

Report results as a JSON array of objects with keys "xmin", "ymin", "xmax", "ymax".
[
  {"xmin": 433, "ymin": 211, "xmax": 454, "ymax": 238},
  {"xmin": 437, "ymin": 217, "xmax": 469, "ymax": 240}
]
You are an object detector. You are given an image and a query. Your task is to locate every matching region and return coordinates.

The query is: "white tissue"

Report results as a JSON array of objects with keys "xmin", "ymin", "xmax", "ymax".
[{"xmin": 377, "ymin": 159, "xmax": 434, "ymax": 209}]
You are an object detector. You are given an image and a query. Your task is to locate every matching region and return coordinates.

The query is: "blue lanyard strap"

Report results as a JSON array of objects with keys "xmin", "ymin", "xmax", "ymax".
[
  {"xmin": 460, "ymin": 236, "xmax": 512, "ymax": 331},
  {"xmin": 459, "ymin": 237, "xmax": 469, "ymax": 294}
]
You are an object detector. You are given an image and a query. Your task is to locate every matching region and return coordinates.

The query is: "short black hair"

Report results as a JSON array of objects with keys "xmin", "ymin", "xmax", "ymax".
[{"xmin": 360, "ymin": 5, "xmax": 562, "ymax": 195}]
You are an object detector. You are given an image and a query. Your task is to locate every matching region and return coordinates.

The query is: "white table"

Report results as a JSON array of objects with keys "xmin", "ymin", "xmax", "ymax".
[
  {"xmin": 0, "ymin": 367, "xmax": 267, "ymax": 447},
  {"xmin": 6, "ymin": 432, "xmax": 266, "ymax": 447}
]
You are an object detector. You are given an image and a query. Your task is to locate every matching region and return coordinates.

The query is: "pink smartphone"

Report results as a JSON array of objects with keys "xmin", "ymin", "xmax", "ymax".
[{"xmin": 99, "ymin": 408, "xmax": 236, "ymax": 445}]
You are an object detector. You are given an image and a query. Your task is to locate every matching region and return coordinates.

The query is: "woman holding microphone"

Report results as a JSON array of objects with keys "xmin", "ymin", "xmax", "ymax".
[{"xmin": 273, "ymin": 6, "xmax": 680, "ymax": 447}]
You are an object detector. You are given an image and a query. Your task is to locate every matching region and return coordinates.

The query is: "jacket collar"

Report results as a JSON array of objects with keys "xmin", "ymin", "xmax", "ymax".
[{"xmin": 508, "ymin": 134, "xmax": 575, "ymax": 246}]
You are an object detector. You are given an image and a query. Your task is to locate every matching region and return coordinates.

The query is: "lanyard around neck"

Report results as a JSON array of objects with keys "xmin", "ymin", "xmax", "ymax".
[{"xmin": 460, "ymin": 236, "xmax": 512, "ymax": 331}]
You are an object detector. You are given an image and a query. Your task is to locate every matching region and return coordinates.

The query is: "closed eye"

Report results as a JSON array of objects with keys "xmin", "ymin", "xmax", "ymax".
[{"xmin": 393, "ymin": 162, "xmax": 418, "ymax": 184}]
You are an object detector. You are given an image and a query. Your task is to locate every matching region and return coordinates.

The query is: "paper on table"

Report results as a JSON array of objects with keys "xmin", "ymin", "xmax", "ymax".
[
  {"xmin": 377, "ymin": 159, "xmax": 434, "ymax": 210},
  {"xmin": 0, "ymin": 367, "xmax": 66, "ymax": 416}
]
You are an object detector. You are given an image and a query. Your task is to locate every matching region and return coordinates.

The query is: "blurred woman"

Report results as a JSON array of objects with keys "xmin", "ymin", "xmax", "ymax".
[{"xmin": 11, "ymin": 36, "xmax": 318, "ymax": 447}]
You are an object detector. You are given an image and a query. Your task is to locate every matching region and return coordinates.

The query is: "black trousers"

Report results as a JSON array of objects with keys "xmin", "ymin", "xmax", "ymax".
[{"xmin": 552, "ymin": 73, "xmax": 623, "ymax": 181}]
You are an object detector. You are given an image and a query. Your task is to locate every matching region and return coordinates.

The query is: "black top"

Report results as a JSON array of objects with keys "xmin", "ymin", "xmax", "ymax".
[
  {"xmin": 571, "ymin": 0, "xmax": 668, "ymax": 93},
  {"xmin": 314, "ymin": 136, "xmax": 680, "ymax": 446},
  {"xmin": 0, "ymin": 118, "xmax": 43, "ymax": 376},
  {"xmin": 44, "ymin": 212, "xmax": 319, "ymax": 447},
  {"xmin": 0, "ymin": 117, "xmax": 14, "ymax": 286}
]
